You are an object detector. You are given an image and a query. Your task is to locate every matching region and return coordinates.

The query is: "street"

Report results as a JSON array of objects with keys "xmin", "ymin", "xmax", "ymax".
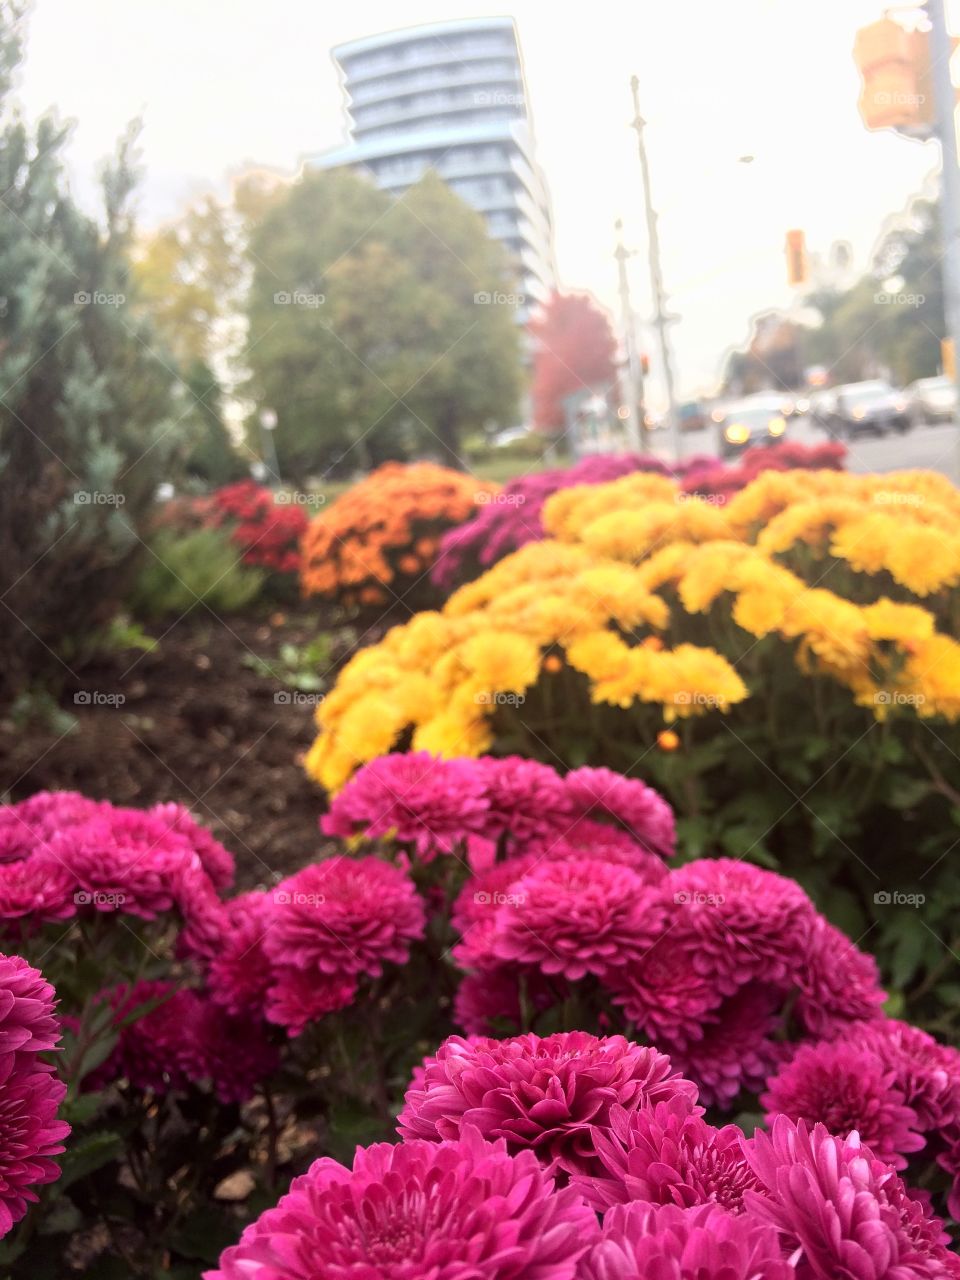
[{"xmin": 673, "ymin": 416, "xmax": 960, "ymax": 483}]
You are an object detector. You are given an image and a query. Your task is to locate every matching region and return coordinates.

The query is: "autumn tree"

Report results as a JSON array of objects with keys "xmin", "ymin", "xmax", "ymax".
[
  {"xmin": 243, "ymin": 168, "xmax": 523, "ymax": 479},
  {"xmin": 528, "ymin": 291, "xmax": 618, "ymax": 432}
]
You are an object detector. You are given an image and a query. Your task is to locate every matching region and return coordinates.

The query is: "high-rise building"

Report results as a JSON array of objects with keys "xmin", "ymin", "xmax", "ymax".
[{"xmin": 305, "ymin": 17, "xmax": 556, "ymax": 312}]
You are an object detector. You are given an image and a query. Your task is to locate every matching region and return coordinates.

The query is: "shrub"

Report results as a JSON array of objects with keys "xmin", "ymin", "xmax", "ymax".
[
  {"xmin": 307, "ymin": 467, "xmax": 960, "ymax": 1031},
  {"xmin": 300, "ymin": 461, "xmax": 496, "ymax": 614},
  {"xmin": 130, "ymin": 527, "xmax": 265, "ymax": 619},
  {"xmin": 202, "ymin": 480, "xmax": 308, "ymax": 576}
]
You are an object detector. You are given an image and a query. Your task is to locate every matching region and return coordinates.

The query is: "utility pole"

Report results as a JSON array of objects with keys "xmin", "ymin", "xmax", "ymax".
[
  {"xmin": 629, "ymin": 75, "xmax": 682, "ymax": 460},
  {"xmin": 926, "ymin": 0, "xmax": 960, "ymax": 468},
  {"xmin": 614, "ymin": 219, "xmax": 643, "ymax": 453}
]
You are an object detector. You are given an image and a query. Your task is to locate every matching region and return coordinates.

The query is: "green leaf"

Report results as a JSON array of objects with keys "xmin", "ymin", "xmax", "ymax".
[{"xmin": 57, "ymin": 1130, "xmax": 124, "ymax": 1190}]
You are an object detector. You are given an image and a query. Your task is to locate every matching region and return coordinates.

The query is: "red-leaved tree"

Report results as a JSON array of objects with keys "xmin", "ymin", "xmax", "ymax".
[{"xmin": 528, "ymin": 292, "xmax": 618, "ymax": 432}]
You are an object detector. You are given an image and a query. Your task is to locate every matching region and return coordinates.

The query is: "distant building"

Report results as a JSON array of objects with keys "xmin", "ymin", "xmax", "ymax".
[{"xmin": 305, "ymin": 17, "xmax": 557, "ymax": 314}]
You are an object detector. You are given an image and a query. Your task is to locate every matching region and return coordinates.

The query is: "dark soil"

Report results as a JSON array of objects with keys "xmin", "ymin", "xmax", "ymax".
[{"xmin": 0, "ymin": 604, "xmax": 370, "ymax": 886}]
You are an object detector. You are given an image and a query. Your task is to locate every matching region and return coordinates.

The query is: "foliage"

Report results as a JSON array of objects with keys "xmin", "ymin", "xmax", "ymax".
[
  {"xmin": 308, "ymin": 466, "xmax": 960, "ymax": 1034},
  {"xmin": 243, "ymin": 168, "xmax": 524, "ymax": 479},
  {"xmin": 529, "ymin": 291, "xmax": 618, "ymax": 431},
  {"xmin": 300, "ymin": 462, "xmax": 495, "ymax": 615},
  {"xmin": 130, "ymin": 527, "xmax": 264, "ymax": 620},
  {"xmin": 0, "ymin": 6, "xmax": 189, "ymax": 703}
]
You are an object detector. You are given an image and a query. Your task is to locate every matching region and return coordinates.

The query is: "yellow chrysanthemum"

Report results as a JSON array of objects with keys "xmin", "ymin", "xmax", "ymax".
[
  {"xmin": 861, "ymin": 599, "xmax": 936, "ymax": 645},
  {"xmin": 457, "ymin": 630, "xmax": 541, "ymax": 695}
]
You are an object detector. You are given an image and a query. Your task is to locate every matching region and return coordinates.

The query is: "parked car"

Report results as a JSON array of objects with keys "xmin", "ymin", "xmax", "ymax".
[
  {"xmin": 907, "ymin": 375, "xmax": 957, "ymax": 425},
  {"xmin": 822, "ymin": 381, "xmax": 912, "ymax": 438},
  {"xmin": 677, "ymin": 400, "xmax": 709, "ymax": 432},
  {"xmin": 716, "ymin": 395, "xmax": 789, "ymax": 458}
]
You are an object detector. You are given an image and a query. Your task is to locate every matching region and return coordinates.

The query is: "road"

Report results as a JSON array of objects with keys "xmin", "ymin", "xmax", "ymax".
[{"xmin": 672, "ymin": 417, "xmax": 960, "ymax": 484}]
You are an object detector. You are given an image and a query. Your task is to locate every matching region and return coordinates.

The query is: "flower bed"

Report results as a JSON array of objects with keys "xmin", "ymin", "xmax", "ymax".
[
  {"xmin": 307, "ymin": 466, "xmax": 960, "ymax": 1031},
  {"xmin": 300, "ymin": 461, "xmax": 496, "ymax": 613}
]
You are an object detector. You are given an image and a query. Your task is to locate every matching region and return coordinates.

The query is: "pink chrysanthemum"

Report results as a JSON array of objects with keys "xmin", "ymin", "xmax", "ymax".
[
  {"xmin": 321, "ymin": 752, "xmax": 489, "ymax": 860},
  {"xmin": 579, "ymin": 1097, "xmax": 760, "ymax": 1215},
  {"xmin": 487, "ymin": 858, "xmax": 659, "ymax": 982},
  {"xmin": 845, "ymin": 1018, "xmax": 960, "ymax": 1132},
  {"xmin": 473, "ymin": 756, "xmax": 575, "ymax": 847},
  {"xmin": 204, "ymin": 891, "xmax": 273, "ymax": 1017},
  {"xmin": 452, "ymin": 966, "xmax": 568, "ymax": 1037},
  {"xmin": 525, "ymin": 818, "xmax": 670, "ymax": 883},
  {"xmin": 761, "ymin": 1040, "xmax": 925, "ymax": 1170},
  {"xmin": 665, "ymin": 859, "xmax": 815, "ymax": 994},
  {"xmin": 562, "ymin": 766, "xmax": 676, "ymax": 859},
  {"xmin": 179, "ymin": 1000, "xmax": 279, "ymax": 1104},
  {"xmin": 745, "ymin": 1116, "xmax": 960, "ymax": 1279},
  {"xmin": 577, "ymin": 1201, "xmax": 795, "ymax": 1280},
  {"xmin": 264, "ymin": 968, "xmax": 358, "ymax": 1038},
  {"xmin": 607, "ymin": 925, "xmax": 720, "ymax": 1045},
  {"xmin": 397, "ymin": 1031, "xmax": 697, "ymax": 1178},
  {"xmin": 0, "ymin": 791, "xmax": 104, "ymax": 861},
  {"xmin": 0, "ymin": 954, "xmax": 69, "ymax": 1236},
  {"xmin": 264, "ymin": 856, "xmax": 425, "ymax": 982},
  {"xmin": 205, "ymin": 1128, "xmax": 597, "ymax": 1280},
  {"xmin": 141, "ymin": 802, "xmax": 235, "ymax": 891},
  {"xmin": 794, "ymin": 917, "xmax": 886, "ymax": 1038},
  {"xmin": 34, "ymin": 823, "xmax": 182, "ymax": 920},
  {"xmin": 660, "ymin": 986, "xmax": 786, "ymax": 1108},
  {"xmin": 0, "ymin": 858, "xmax": 76, "ymax": 928}
]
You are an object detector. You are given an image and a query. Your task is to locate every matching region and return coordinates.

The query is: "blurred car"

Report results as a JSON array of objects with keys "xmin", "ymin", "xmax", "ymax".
[
  {"xmin": 824, "ymin": 381, "xmax": 912, "ymax": 438},
  {"xmin": 490, "ymin": 425, "xmax": 530, "ymax": 448},
  {"xmin": 780, "ymin": 394, "xmax": 811, "ymax": 418},
  {"xmin": 907, "ymin": 375, "xmax": 957, "ymax": 425},
  {"xmin": 677, "ymin": 400, "xmax": 709, "ymax": 432},
  {"xmin": 716, "ymin": 395, "xmax": 789, "ymax": 458}
]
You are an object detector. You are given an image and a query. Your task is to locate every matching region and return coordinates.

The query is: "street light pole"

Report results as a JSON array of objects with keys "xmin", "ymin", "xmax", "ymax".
[
  {"xmin": 259, "ymin": 407, "xmax": 282, "ymax": 486},
  {"xmin": 630, "ymin": 75, "xmax": 682, "ymax": 460},
  {"xmin": 614, "ymin": 219, "xmax": 644, "ymax": 453},
  {"xmin": 926, "ymin": 0, "xmax": 960, "ymax": 467}
]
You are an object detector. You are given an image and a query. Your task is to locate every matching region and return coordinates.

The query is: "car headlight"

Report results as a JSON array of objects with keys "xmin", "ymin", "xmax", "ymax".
[
  {"xmin": 767, "ymin": 416, "xmax": 786, "ymax": 436},
  {"xmin": 851, "ymin": 406, "xmax": 866, "ymax": 420},
  {"xmin": 795, "ymin": 397, "xmax": 810, "ymax": 413},
  {"xmin": 893, "ymin": 397, "xmax": 908, "ymax": 411},
  {"xmin": 724, "ymin": 423, "xmax": 750, "ymax": 445}
]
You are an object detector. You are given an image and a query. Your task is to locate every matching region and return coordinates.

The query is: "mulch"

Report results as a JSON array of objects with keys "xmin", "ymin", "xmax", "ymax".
[{"xmin": 0, "ymin": 604, "xmax": 376, "ymax": 887}]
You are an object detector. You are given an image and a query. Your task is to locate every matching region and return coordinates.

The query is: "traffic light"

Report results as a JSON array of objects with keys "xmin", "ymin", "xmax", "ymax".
[
  {"xmin": 785, "ymin": 229, "xmax": 808, "ymax": 287},
  {"xmin": 853, "ymin": 19, "xmax": 937, "ymax": 133}
]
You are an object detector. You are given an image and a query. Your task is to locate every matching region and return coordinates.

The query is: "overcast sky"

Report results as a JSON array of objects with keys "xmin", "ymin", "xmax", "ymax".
[{"xmin": 15, "ymin": 0, "xmax": 954, "ymax": 399}]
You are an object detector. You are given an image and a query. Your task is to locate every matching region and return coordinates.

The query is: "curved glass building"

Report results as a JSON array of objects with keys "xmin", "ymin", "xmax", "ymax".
[{"xmin": 305, "ymin": 17, "xmax": 557, "ymax": 310}]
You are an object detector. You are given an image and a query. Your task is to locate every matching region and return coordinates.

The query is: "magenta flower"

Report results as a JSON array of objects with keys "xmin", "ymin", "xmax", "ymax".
[
  {"xmin": 577, "ymin": 1201, "xmax": 795, "ymax": 1280},
  {"xmin": 487, "ymin": 858, "xmax": 660, "ymax": 982},
  {"xmin": 0, "ymin": 954, "xmax": 69, "ymax": 1237},
  {"xmin": 205, "ymin": 1128, "xmax": 598, "ymax": 1280},
  {"xmin": 203, "ymin": 891, "xmax": 272, "ymax": 1017},
  {"xmin": 0, "ymin": 858, "xmax": 76, "ymax": 927},
  {"xmin": 525, "ymin": 817, "xmax": 670, "ymax": 883},
  {"xmin": 397, "ymin": 1031, "xmax": 697, "ymax": 1178},
  {"xmin": 321, "ymin": 752, "xmax": 489, "ymax": 860},
  {"xmin": 264, "ymin": 856, "xmax": 426, "ymax": 982},
  {"xmin": 761, "ymin": 1040, "xmax": 926, "ymax": 1170},
  {"xmin": 264, "ymin": 968, "xmax": 358, "ymax": 1037},
  {"xmin": 665, "ymin": 859, "xmax": 816, "ymax": 994},
  {"xmin": 846, "ymin": 1018, "xmax": 960, "ymax": 1131},
  {"xmin": 579, "ymin": 1097, "xmax": 760, "ymax": 1215},
  {"xmin": 474, "ymin": 756, "xmax": 575, "ymax": 846},
  {"xmin": 607, "ymin": 925, "xmax": 720, "ymax": 1045},
  {"xmin": 794, "ymin": 917, "xmax": 886, "ymax": 1038},
  {"xmin": 141, "ymin": 802, "xmax": 236, "ymax": 891},
  {"xmin": 452, "ymin": 966, "xmax": 568, "ymax": 1037},
  {"xmin": 661, "ymin": 986, "xmax": 785, "ymax": 1108},
  {"xmin": 563, "ymin": 766, "xmax": 676, "ymax": 859},
  {"xmin": 745, "ymin": 1116, "xmax": 960, "ymax": 1279}
]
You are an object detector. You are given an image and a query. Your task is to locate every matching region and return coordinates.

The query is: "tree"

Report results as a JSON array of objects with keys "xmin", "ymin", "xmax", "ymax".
[
  {"xmin": 243, "ymin": 168, "xmax": 523, "ymax": 479},
  {"xmin": 0, "ymin": 2, "xmax": 188, "ymax": 701},
  {"xmin": 528, "ymin": 292, "xmax": 618, "ymax": 433}
]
